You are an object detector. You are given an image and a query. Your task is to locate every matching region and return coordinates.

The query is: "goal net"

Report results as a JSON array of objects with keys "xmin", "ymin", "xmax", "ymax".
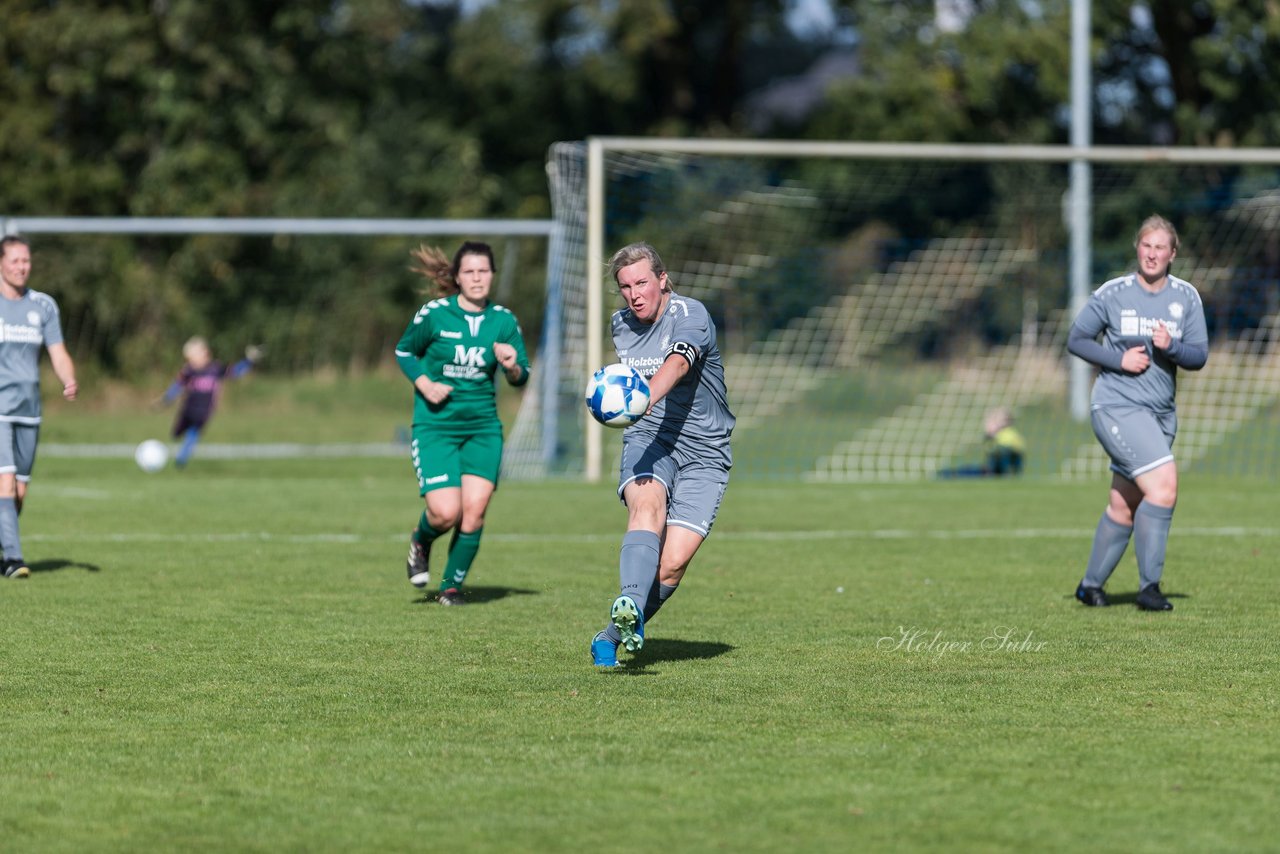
[{"xmin": 504, "ymin": 140, "xmax": 1280, "ymax": 481}]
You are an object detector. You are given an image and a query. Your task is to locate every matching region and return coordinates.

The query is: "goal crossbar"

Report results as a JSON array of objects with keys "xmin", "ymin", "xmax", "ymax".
[{"xmin": 2, "ymin": 217, "xmax": 555, "ymax": 237}]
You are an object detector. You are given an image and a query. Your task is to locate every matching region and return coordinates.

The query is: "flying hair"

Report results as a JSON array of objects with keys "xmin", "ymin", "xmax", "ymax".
[
  {"xmin": 410, "ymin": 241, "xmax": 497, "ymax": 298},
  {"xmin": 409, "ymin": 244, "xmax": 457, "ymax": 297}
]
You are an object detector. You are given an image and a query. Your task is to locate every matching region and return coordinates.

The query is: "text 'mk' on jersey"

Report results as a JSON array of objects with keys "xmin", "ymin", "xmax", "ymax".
[
  {"xmin": 395, "ymin": 294, "xmax": 530, "ymax": 431},
  {"xmin": 611, "ymin": 290, "xmax": 735, "ymax": 454},
  {"xmin": 0, "ymin": 289, "xmax": 65, "ymax": 424},
  {"xmin": 1072, "ymin": 273, "xmax": 1207, "ymax": 413}
]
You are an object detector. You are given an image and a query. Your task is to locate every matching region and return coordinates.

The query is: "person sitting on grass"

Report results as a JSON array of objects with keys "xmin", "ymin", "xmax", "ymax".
[{"xmin": 937, "ymin": 407, "xmax": 1025, "ymax": 479}]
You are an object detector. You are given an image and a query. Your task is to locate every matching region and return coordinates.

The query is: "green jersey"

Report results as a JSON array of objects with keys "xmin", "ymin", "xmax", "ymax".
[{"xmin": 394, "ymin": 295, "xmax": 530, "ymax": 432}]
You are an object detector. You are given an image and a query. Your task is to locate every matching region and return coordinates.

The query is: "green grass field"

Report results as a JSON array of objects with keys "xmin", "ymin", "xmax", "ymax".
[{"xmin": 2, "ymin": 454, "xmax": 1277, "ymax": 852}]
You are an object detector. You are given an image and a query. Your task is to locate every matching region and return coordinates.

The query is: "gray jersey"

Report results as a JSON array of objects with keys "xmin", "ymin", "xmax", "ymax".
[
  {"xmin": 612, "ymin": 291, "xmax": 735, "ymax": 457},
  {"xmin": 0, "ymin": 289, "xmax": 65, "ymax": 424},
  {"xmin": 1068, "ymin": 273, "xmax": 1208, "ymax": 413}
]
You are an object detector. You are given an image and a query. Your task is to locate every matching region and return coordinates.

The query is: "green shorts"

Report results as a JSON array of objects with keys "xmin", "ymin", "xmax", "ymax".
[{"xmin": 410, "ymin": 424, "xmax": 504, "ymax": 495}]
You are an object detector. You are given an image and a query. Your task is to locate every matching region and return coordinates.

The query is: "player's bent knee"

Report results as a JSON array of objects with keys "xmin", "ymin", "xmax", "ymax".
[{"xmin": 659, "ymin": 565, "xmax": 687, "ymax": 586}]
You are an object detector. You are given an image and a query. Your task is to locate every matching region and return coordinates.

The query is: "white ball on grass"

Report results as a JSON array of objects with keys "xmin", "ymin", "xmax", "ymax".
[{"xmin": 134, "ymin": 439, "xmax": 170, "ymax": 473}]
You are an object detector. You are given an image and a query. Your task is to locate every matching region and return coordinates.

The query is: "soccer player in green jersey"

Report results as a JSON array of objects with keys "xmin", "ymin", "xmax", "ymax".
[{"xmin": 394, "ymin": 242, "xmax": 530, "ymax": 605}]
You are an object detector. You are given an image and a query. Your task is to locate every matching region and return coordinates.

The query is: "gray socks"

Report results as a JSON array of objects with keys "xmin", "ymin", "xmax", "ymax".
[
  {"xmin": 0, "ymin": 497, "xmax": 21, "ymax": 561},
  {"xmin": 603, "ymin": 530, "xmax": 663, "ymax": 644},
  {"xmin": 1134, "ymin": 501, "xmax": 1175, "ymax": 589},
  {"xmin": 644, "ymin": 582, "xmax": 679, "ymax": 621},
  {"xmin": 618, "ymin": 530, "xmax": 661, "ymax": 615},
  {"xmin": 1082, "ymin": 511, "xmax": 1132, "ymax": 589}
]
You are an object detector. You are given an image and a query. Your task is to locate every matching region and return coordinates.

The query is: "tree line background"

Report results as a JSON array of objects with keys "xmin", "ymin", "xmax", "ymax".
[{"xmin": 3, "ymin": 0, "xmax": 1278, "ymax": 380}]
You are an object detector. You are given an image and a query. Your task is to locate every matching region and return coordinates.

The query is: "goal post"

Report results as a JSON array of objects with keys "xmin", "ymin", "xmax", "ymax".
[
  {"xmin": 2, "ymin": 216, "xmax": 559, "ymax": 464},
  {"xmin": 519, "ymin": 137, "xmax": 1280, "ymax": 482}
]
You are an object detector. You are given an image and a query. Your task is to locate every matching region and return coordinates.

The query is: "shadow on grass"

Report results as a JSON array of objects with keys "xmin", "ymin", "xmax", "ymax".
[
  {"xmin": 1099, "ymin": 589, "xmax": 1190, "ymax": 607},
  {"xmin": 411, "ymin": 585, "xmax": 539, "ymax": 606},
  {"xmin": 29, "ymin": 558, "xmax": 101, "ymax": 574},
  {"xmin": 609, "ymin": 638, "xmax": 735, "ymax": 673}
]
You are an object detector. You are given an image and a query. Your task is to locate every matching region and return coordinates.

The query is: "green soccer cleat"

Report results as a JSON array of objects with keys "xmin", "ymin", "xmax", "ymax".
[{"xmin": 610, "ymin": 595, "xmax": 644, "ymax": 653}]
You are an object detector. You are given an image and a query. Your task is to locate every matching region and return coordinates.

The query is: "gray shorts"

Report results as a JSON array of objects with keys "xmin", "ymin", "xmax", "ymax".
[
  {"xmin": 1091, "ymin": 406, "xmax": 1177, "ymax": 481},
  {"xmin": 617, "ymin": 434, "xmax": 730, "ymax": 538},
  {"xmin": 0, "ymin": 421, "xmax": 40, "ymax": 482}
]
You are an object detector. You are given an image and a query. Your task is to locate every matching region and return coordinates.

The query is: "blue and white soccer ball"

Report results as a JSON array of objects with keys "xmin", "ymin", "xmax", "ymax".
[{"xmin": 585, "ymin": 363, "xmax": 650, "ymax": 428}]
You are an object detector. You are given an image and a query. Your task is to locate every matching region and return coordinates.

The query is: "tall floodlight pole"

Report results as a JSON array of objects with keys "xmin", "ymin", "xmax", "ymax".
[{"xmin": 1069, "ymin": 0, "xmax": 1093, "ymax": 420}]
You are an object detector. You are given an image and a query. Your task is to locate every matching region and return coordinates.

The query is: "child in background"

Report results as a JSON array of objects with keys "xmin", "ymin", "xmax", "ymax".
[
  {"xmin": 158, "ymin": 337, "xmax": 260, "ymax": 468},
  {"xmin": 937, "ymin": 407, "xmax": 1026, "ymax": 478}
]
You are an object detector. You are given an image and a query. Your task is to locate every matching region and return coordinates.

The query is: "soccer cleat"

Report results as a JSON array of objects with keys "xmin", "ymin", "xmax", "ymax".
[
  {"xmin": 406, "ymin": 536, "xmax": 430, "ymax": 589},
  {"xmin": 591, "ymin": 632, "xmax": 620, "ymax": 668},
  {"xmin": 1075, "ymin": 583, "xmax": 1109, "ymax": 607},
  {"xmin": 438, "ymin": 587, "xmax": 466, "ymax": 606},
  {"xmin": 2, "ymin": 559, "xmax": 30, "ymax": 579},
  {"xmin": 610, "ymin": 595, "xmax": 644, "ymax": 652},
  {"xmin": 1136, "ymin": 583, "xmax": 1173, "ymax": 611}
]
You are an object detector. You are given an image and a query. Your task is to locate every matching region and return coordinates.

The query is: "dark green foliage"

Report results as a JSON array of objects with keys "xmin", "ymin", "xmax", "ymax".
[{"xmin": 3, "ymin": 1, "xmax": 1279, "ymax": 377}]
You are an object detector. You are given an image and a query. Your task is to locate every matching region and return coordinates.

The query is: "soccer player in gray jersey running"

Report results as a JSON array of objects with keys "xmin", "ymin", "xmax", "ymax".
[
  {"xmin": 0, "ymin": 236, "xmax": 79, "ymax": 579},
  {"xmin": 1067, "ymin": 215, "xmax": 1208, "ymax": 611},
  {"xmin": 591, "ymin": 242, "xmax": 735, "ymax": 667}
]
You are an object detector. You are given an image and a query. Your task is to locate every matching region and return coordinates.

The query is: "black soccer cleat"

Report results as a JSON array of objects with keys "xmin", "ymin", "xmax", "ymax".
[
  {"xmin": 2, "ymin": 558, "xmax": 30, "ymax": 579},
  {"xmin": 1136, "ymin": 583, "xmax": 1173, "ymax": 611},
  {"xmin": 406, "ymin": 536, "xmax": 431, "ymax": 589},
  {"xmin": 437, "ymin": 587, "xmax": 466, "ymax": 606},
  {"xmin": 1075, "ymin": 583, "xmax": 1109, "ymax": 607}
]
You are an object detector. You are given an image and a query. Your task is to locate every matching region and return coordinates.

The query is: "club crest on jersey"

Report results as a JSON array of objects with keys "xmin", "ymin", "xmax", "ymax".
[
  {"xmin": 1169, "ymin": 302, "xmax": 1184, "ymax": 319},
  {"xmin": 27, "ymin": 312, "xmax": 41, "ymax": 326}
]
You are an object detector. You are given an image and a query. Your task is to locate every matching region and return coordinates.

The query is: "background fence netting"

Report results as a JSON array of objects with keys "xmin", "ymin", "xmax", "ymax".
[{"xmin": 503, "ymin": 142, "xmax": 1280, "ymax": 481}]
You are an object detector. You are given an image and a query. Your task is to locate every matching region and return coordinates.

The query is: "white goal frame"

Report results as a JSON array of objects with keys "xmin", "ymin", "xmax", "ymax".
[
  {"xmin": 2, "ymin": 215, "xmax": 557, "ymax": 463},
  {"xmin": 582, "ymin": 137, "xmax": 1280, "ymax": 481}
]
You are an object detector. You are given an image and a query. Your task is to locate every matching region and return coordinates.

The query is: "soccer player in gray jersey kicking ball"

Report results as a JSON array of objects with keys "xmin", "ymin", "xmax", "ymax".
[
  {"xmin": 591, "ymin": 242, "xmax": 736, "ymax": 667},
  {"xmin": 1067, "ymin": 215, "xmax": 1208, "ymax": 611},
  {"xmin": 0, "ymin": 236, "xmax": 79, "ymax": 579}
]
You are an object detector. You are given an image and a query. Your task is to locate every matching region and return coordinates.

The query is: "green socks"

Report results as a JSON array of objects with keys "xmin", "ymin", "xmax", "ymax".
[
  {"xmin": 441, "ymin": 527, "xmax": 483, "ymax": 591},
  {"xmin": 413, "ymin": 512, "xmax": 443, "ymax": 548}
]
